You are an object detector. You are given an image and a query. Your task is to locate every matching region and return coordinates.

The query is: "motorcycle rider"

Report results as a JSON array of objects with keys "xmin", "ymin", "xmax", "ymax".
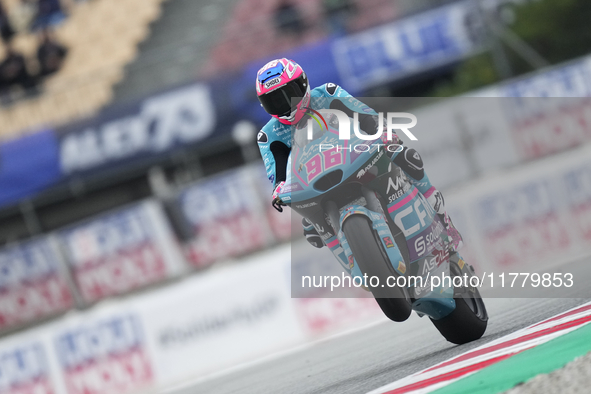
[{"xmin": 255, "ymin": 58, "xmax": 463, "ymax": 251}]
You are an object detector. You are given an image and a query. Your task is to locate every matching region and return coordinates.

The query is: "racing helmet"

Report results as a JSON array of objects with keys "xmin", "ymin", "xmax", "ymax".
[{"xmin": 256, "ymin": 58, "xmax": 311, "ymax": 125}]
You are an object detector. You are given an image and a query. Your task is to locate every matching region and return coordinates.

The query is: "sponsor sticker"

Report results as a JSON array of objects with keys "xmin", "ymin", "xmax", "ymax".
[
  {"xmin": 397, "ymin": 261, "xmax": 406, "ymax": 274},
  {"xmin": 383, "ymin": 236, "xmax": 394, "ymax": 248},
  {"xmin": 458, "ymin": 258, "xmax": 465, "ymax": 269},
  {"xmin": 264, "ymin": 78, "xmax": 281, "ymax": 89}
]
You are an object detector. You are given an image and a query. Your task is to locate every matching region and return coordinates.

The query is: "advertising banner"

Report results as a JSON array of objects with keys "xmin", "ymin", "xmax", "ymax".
[
  {"xmin": 502, "ymin": 97, "xmax": 591, "ymax": 161},
  {"xmin": 179, "ymin": 167, "xmax": 273, "ymax": 268},
  {"xmin": 480, "ymin": 57, "xmax": 591, "ymax": 161},
  {"xmin": 499, "ymin": 57, "xmax": 591, "ymax": 98},
  {"xmin": 0, "ymin": 299, "xmax": 161, "ymax": 394},
  {"xmin": 58, "ymin": 200, "xmax": 184, "ymax": 304},
  {"xmin": 133, "ymin": 250, "xmax": 304, "ymax": 387},
  {"xmin": 446, "ymin": 144, "xmax": 591, "ymax": 276},
  {"xmin": 0, "ymin": 340, "xmax": 56, "ymax": 394},
  {"xmin": 563, "ymin": 162, "xmax": 591, "ymax": 244},
  {"xmin": 332, "ymin": 0, "xmax": 484, "ymax": 91},
  {"xmin": 54, "ymin": 314, "xmax": 153, "ymax": 394},
  {"xmin": 251, "ymin": 164, "xmax": 298, "ymax": 242},
  {"xmin": 0, "ymin": 130, "xmax": 62, "ymax": 209},
  {"xmin": 57, "ymin": 84, "xmax": 217, "ymax": 176},
  {"xmin": 0, "ymin": 236, "xmax": 73, "ymax": 331},
  {"xmin": 472, "ymin": 177, "xmax": 572, "ymax": 269}
]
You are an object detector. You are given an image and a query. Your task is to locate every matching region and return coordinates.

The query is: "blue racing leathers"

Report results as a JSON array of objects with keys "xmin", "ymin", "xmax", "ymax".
[{"xmin": 256, "ymin": 83, "xmax": 463, "ymax": 251}]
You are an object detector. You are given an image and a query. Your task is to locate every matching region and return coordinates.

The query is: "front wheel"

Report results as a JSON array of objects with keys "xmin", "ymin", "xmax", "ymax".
[
  {"xmin": 343, "ymin": 215, "xmax": 412, "ymax": 322},
  {"xmin": 430, "ymin": 260, "xmax": 488, "ymax": 344}
]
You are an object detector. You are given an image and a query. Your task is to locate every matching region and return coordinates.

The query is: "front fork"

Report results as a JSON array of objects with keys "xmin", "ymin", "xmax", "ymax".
[
  {"xmin": 324, "ymin": 190, "xmax": 457, "ymax": 320},
  {"xmin": 322, "ymin": 189, "xmax": 407, "ymax": 280}
]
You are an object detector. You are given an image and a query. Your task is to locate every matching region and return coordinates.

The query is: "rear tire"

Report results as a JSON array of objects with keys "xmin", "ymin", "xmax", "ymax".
[
  {"xmin": 343, "ymin": 215, "xmax": 412, "ymax": 322},
  {"xmin": 430, "ymin": 261, "xmax": 488, "ymax": 344}
]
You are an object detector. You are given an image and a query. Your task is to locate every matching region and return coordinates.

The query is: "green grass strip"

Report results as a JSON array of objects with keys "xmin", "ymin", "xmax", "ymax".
[{"xmin": 432, "ymin": 322, "xmax": 591, "ymax": 394}]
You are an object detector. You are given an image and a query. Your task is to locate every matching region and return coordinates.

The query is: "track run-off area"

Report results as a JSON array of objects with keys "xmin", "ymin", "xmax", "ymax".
[{"xmin": 166, "ymin": 256, "xmax": 591, "ymax": 394}]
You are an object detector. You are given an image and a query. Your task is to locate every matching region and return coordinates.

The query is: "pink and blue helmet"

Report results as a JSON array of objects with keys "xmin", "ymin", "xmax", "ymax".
[{"xmin": 256, "ymin": 58, "xmax": 310, "ymax": 125}]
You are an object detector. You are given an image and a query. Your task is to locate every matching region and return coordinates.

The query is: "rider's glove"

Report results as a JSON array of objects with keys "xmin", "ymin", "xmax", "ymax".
[
  {"xmin": 272, "ymin": 181, "xmax": 286, "ymax": 202},
  {"xmin": 272, "ymin": 181, "xmax": 286, "ymax": 212},
  {"xmin": 379, "ymin": 124, "xmax": 402, "ymax": 159}
]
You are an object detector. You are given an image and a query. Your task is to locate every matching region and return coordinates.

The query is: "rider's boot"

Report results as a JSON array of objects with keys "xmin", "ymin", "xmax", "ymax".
[
  {"xmin": 302, "ymin": 218, "xmax": 324, "ymax": 248},
  {"xmin": 424, "ymin": 186, "xmax": 464, "ymax": 252}
]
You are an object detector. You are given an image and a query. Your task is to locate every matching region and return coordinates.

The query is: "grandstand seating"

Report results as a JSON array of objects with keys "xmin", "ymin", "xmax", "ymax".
[
  {"xmin": 0, "ymin": 0, "xmax": 399, "ymax": 142},
  {"xmin": 201, "ymin": 0, "xmax": 397, "ymax": 77},
  {"xmin": 0, "ymin": 0, "xmax": 167, "ymax": 141}
]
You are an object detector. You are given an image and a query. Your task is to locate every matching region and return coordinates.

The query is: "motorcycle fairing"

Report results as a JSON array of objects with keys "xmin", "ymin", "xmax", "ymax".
[{"xmin": 282, "ymin": 121, "xmax": 459, "ymax": 319}]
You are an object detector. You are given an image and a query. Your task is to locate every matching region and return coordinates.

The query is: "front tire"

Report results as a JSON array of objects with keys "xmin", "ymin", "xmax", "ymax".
[
  {"xmin": 430, "ymin": 260, "xmax": 488, "ymax": 344},
  {"xmin": 343, "ymin": 215, "xmax": 412, "ymax": 322}
]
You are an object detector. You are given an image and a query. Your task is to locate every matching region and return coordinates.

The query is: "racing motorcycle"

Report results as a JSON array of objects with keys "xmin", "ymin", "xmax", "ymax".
[{"xmin": 275, "ymin": 115, "xmax": 488, "ymax": 344}]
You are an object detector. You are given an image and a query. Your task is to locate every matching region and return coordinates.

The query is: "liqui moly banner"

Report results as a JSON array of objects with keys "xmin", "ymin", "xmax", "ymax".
[
  {"xmin": 0, "ymin": 237, "xmax": 73, "ymax": 331},
  {"xmin": 58, "ymin": 200, "xmax": 185, "ymax": 304},
  {"xmin": 501, "ymin": 96, "xmax": 591, "ymax": 161},
  {"xmin": 446, "ymin": 144, "xmax": 591, "ymax": 273},
  {"xmin": 54, "ymin": 314, "xmax": 153, "ymax": 394},
  {"xmin": 0, "ymin": 341, "xmax": 55, "ymax": 394},
  {"xmin": 562, "ymin": 159, "xmax": 591, "ymax": 246},
  {"xmin": 474, "ymin": 56, "xmax": 591, "ymax": 161},
  {"xmin": 473, "ymin": 177, "xmax": 572, "ymax": 269},
  {"xmin": 178, "ymin": 167, "xmax": 273, "ymax": 268}
]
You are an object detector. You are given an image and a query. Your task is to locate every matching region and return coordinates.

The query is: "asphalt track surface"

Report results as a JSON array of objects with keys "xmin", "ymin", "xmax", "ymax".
[{"xmin": 168, "ymin": 257, "xmax": 591, "ymax": 394}]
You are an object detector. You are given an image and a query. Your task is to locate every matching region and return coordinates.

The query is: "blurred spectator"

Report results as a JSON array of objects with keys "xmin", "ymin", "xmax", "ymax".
[
  {"xmin": 323, "ymin": 0, "xmax": 356, "ymax": 36},
  {"xmin": 0, "ymin": 1, "xmax": 15, "ymax": 43},
  {"xmin": 275, "ymin": 0, "xmax": 305, "ymax": 36},
  {"xmin": 30, "ymin": 0, "xmax": 66, "ymax": 31},
  {"xmin": 0, "ymin": 43, "xmax": 38, "ymax": 100},
  {"xmin": 37, "ymin": 28, "xmax": 67, "ymax": 77},
  {"xmin": 9, "ymin": 0, "xmax": 38, "ymax": 33}
]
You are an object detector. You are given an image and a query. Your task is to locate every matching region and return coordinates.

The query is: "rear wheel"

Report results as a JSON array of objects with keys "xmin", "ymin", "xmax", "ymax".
[
  {"xmin": 343, "ymin": 215, "xmax": 412, "ymax": 322},
  {"xmin": 430, "ymin": 260, "xmax": 488, "ymax": 344}
]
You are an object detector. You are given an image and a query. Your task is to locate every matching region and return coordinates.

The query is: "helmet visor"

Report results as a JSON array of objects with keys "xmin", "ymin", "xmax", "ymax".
[{"xmin": 258, "ymin": 76, "xmax": 307, "ymax": 116}]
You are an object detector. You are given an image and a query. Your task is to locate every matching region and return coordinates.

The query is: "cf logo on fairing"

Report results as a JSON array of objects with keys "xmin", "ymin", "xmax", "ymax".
[
  {"xmin": 394, "ymin": 195, "xmax": 436, "ymax": 237},
  {"xmin": 306, "ymin": 109, "xmax": 418, "ymax": 141}
]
